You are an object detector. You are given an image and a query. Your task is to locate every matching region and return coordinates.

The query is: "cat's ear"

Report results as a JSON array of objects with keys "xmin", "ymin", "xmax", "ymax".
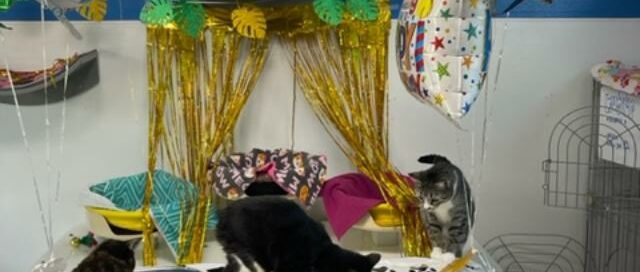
[
  {"xmin": 408, "ymin": 172, "xmax": 420, "ymax": 180},
  {"xmin": 366, "ymin": 253, "xmax": 381, "ymax": 267},
  {"xmin": 418, "ymin": 154, "xmax": 450, "ymax": 165},
  {"xmin": 126, "ymin": 238, "xmax": 141, "ymax": 249}
]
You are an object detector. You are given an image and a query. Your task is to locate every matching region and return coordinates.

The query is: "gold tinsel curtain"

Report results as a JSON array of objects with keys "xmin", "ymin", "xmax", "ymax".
[
  {"xmin": 280, "ymin": 4, "xmax": 431, "ymax": 256},
  {"xmin": 139, "ymin": 0, "xmax": 482, "ymax": 266},
  {"xmin": 144, "ymin": 26, "xmax": 269, "ymax": 265}
]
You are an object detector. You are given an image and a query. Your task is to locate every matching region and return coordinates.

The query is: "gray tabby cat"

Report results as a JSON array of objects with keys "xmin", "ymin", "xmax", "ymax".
[{"xmin": 409, "ymin": 154, "xmax": 475, "ymax": 257}]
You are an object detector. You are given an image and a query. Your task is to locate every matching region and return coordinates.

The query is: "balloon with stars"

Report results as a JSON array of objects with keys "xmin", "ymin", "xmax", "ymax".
[{"xmin": 396, "ymin": 0, "xmax": 492, "ymax": 120}]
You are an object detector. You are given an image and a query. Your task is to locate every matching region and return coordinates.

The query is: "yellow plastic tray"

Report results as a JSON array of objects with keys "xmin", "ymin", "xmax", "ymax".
[
  {"xmin": 369, "ymin": 203, "xmax": 403, "ymax": 227},
  {"xmin": 85, "ymin": 207, "xmax": 145, "ymax": 231}
]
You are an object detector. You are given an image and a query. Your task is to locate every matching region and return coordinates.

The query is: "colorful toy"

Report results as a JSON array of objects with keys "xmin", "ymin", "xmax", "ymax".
[{"xmin": 69, "ymin": 232, "xmax": 99, "ymax": 248}]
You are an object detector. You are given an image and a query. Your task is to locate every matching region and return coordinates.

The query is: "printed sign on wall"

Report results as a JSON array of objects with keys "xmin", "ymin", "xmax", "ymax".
[{"xmin": 599, "ymin": 85, "xmax": 640, "ymax": 168}]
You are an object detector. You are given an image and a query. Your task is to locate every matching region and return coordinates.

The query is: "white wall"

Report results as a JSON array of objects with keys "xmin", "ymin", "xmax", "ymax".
[
  {"xmin": 1, "ymin": 19, "xmax": 639, "ymax": 271},
  {"xmin": 0, "ymin": 22, "xmax": 149, "ymax": 271}
]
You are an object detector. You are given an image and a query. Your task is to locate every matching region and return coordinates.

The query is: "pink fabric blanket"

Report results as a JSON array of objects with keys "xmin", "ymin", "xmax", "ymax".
[
  {"xmin": 321, "ymin": 173, "xmax": 415, "ymax": 239},
  {"xmin": 321, "ymin": 173, "xmax": 416, "ymax": 239},
  {"xmin": 321, "ymin": 173, "xmax": 383, "ymax": 239}
]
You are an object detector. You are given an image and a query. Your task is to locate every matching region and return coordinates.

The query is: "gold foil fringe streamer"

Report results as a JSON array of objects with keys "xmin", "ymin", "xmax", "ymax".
[
  {"xmin": 279, "ymin": 3, "xmax": 431, "ymax": 256},
  {"xmin": 145, "ymin": 26, "xmax": 269, "ymax": 265},
  {"xmin": 144, "ymin": 0, "xmax": 434, "ymax": 262}
]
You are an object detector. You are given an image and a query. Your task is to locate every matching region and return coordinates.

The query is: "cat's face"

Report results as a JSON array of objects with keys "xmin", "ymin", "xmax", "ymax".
[{"xmin": 410, "ymin": 164, "xmax": 457, "ymax": 209}]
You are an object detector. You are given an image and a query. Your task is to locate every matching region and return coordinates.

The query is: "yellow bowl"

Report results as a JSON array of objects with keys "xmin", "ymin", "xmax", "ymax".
[
  {"xmin": 85, "ymin": 207, "xmax": 145, "ymax": 231},
  {"xmin": 369, "ymin": 203, "xmax": 403, "ymax": 227}
]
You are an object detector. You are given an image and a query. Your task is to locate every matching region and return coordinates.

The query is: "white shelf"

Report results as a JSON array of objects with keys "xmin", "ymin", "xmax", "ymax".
[{"xmin": 37, "ymin": 223, "xmax": 404, "ymax": 272}]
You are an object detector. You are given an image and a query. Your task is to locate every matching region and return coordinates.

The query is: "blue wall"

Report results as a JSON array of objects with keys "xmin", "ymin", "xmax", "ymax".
[
  {"xmin": 1, "ymin": 0, "xmax": 639, "ymax": 21},
  {"xmin": 0, "ymin": 0, "xmax": 145, "ymax": 20},
  {"xmin": 494, "ymin": 0, "xmax": 640, "ymax": 18}
]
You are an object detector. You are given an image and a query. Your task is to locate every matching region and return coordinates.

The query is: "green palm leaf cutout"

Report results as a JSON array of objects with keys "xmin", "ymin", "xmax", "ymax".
[
  {"xmin": 346, "ymin": 0, "xmax": 378, "ymax": 21},
  {"xmin": 0, "ymin": 0, "xmax": 14, "ymax": 11},
  {"xmin": 140, "ymin": 0, "xmax": 174, "ymax": 25},
  {"xmin": 231, "ymin": 6, "xmax": 267, "ymax": 39},
  {"xmin": 313, "ymin": 0, "xmax": 344, "ymax": 26},
  {"xmin": 76, "ymin": 0, "xmax": 107, "ymax": 22},
  {"xmin": 174, "ymin": 1, "xmax": 205, "ymax": 38}
]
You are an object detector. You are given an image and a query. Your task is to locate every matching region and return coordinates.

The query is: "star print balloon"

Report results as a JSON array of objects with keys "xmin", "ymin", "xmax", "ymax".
[{"xmin": 396, "ymin": 0, "xmax": 491, "ymax": 119}]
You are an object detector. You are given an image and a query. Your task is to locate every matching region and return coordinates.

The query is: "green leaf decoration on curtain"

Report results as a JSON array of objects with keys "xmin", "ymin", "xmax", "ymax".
[
  {"xmin": 231, "ymin": 6, "xmax": 267, "ymax": 39},
  {"xmin": 174, "ymin": 0, "xmax": 206, "ymax": 38},
  {"xmin": 313, "ymin": 0, "xmax": 344, "ymax": 26},
  {"xmin": 140, "ymin": 0, "xmax": 174, "ymax": 25},
  {"xmin": 77, "ymin": 0, "xmax": 108, "ymax": 22},
  {"xmin": 346, "ymin": 0, "xmax": 379, "ymax": 21},
  {"xmin": 0, "ymin": 0, "xmax": 14, "ymax": 11}
]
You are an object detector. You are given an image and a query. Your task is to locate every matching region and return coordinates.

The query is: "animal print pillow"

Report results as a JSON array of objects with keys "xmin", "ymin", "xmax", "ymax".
[{"xmin": 212, "ymin": 148, "xmax": 328, "ymax": 207}]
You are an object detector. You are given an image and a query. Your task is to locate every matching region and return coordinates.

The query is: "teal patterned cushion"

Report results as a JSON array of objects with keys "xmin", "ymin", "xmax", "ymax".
[
  {"xmin": 89, "ymin": 170, "xmax": 218, "ymax": 260},
  {"xmin": 90, "ymin": 170, "xmax": 195, "ymax": 210}
]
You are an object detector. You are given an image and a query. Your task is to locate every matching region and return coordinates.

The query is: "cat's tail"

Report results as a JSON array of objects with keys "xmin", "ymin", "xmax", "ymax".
[{"xmin": 418, "ymin": 154, "xmax": 450, "ymax": 164}]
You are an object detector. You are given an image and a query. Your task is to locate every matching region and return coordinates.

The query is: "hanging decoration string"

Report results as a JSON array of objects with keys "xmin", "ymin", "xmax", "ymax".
[
  {"xmin": 120, "ymin": 0, "xmax": 140, "ymax": 122},
  {"xmin": 55, "ymin": 43, "xmax": 70, "ymax": 202},
  {"xmin": 479, "ymin": 12, "xmax": 510, "ymax": 184},
  {"xmin": 2, "ymin": 41, "xmax": 53, "ymax": 254},
  {"xmin": 39, "ymin": 0, "xmax": 56, "ymax": 252},
  {"xmin": 290, "ymin": 50, "xmax": 297, "ymax": 150}
]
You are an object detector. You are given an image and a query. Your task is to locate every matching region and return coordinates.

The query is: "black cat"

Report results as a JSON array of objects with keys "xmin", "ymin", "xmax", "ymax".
[
  {"xmin": 72, "ymin": 240, "xmax": 136, "ymax": 272},
  {"xmin": 214, "ymin": 196, "xmax": 381, "ymax": 272}
]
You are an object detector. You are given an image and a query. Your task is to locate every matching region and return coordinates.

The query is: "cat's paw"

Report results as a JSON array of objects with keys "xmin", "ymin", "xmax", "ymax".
[
  {"xmin": 430, "ymin": 247, "xmax": 443, "ymax": 256},
  {"xmin": 429, "ymin": 247, "xmax": 456, "ymax": 265}
]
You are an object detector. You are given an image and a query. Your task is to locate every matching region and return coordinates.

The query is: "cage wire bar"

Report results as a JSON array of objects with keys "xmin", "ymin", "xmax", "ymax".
[
  {"xmin": 541, "ymin": 81, "xmax": 640, "ymax": 272},
  {"xmin": 483, "ymin": 233, "xmax": 594, "ymax": 272}
]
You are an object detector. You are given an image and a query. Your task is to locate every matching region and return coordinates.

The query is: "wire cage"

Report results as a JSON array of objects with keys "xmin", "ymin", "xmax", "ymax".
[
  {"xmin": 541, "ymin": 81, "xmax": 640, "ymax": 272},
  {"xmin": 483, "ymin": 234, "xmax": 593, "ymax": 272}
]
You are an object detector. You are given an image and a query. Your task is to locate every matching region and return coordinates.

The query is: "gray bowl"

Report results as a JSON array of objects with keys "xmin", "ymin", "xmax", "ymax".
[{"xmin": 0, "ymin": 50, "xmax": 99, "ymax": 105}]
